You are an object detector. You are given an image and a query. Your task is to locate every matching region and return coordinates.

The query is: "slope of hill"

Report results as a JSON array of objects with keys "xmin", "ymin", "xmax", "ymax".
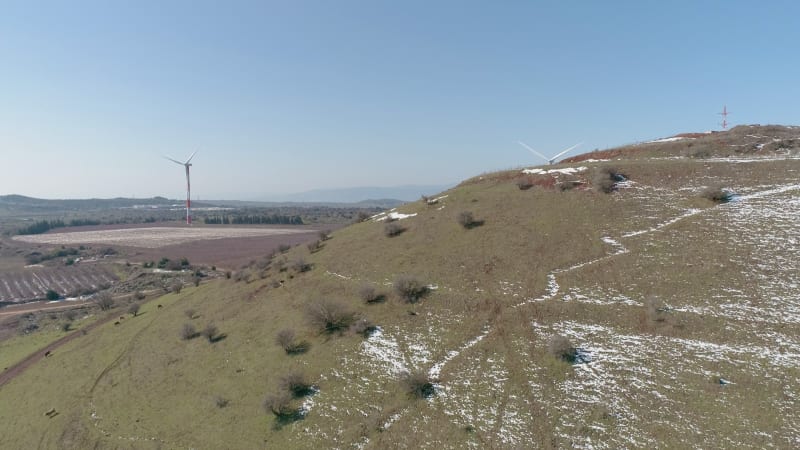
[{"xmin": 0, "ymin": 125, "xmax": 798, "ymax": 449}]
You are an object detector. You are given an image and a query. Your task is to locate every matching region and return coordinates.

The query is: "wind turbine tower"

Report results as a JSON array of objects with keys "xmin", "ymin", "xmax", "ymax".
[
  {"xmin": 518, "ymin": 141, "xmax": 582, "ymax": 165},
  {"xmin": 165, "ymin": 151, "xmax": 198, "ymax": 225}
]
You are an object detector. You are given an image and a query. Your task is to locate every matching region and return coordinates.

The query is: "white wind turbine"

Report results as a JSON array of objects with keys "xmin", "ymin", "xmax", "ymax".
[
  {"xmin": 164, "ymin": 151, "xmax": 198, "ymax": 225},
  {"xmin": 518, "ymin": 141, "xmax": 582, "ymax": 165}
]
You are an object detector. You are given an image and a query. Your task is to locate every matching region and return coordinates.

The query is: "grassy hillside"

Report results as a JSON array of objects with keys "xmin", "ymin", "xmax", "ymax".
[{"xmin": 0, "ymin": 126, "xmax": 798, "ymax": 449}]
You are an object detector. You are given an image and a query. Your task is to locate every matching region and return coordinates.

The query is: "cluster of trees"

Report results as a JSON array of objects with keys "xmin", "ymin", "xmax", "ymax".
[{"xmin": 203, "ymin": 214, "xmax": 303, "ymax": 225}]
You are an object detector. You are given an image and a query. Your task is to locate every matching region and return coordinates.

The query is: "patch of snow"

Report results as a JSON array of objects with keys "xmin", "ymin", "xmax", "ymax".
[{"xmin": 522, "ymin": 166, "xmax": 588, "ymax": 176}]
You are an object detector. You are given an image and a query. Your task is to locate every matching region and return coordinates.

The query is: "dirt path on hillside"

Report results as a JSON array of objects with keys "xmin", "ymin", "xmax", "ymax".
[{"xmin": 0, "ymin": 311, "xmax": 119, "ymax": 388}]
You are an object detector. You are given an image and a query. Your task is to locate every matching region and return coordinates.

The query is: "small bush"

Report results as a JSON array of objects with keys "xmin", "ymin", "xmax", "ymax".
[
  {"xmin": 263, "ymin": 392, "xmax": 301, "ymax": 422},
  {"xmin": 307, "ymin": 240, "xmax": 322, "ymax": 253},
  {"xmin": 645, "ymin": 297, "xmax": 667, "ymax": 323},
  {"xmin": 133, "ymin": 291, "xmax": 146, "ymax": 301},
  {"xmin": 548, "ymin": 335, "xmax": 577, "ymax": 363},
  {"xmin": 202, "ymin": 323, "xmax": 219, "ymax": 342},
  {"xmin": 593, "ymin": 167, "xmax": 627, "ymax": 193},
  {"xmin": 400, "ymin": 370, "xmax": 435, "ymax": 399},
  {"xmin": 279, "ymin": 371, "xmax": 315, "ymax": 398},
  {"xmin": 64, "ymin": 310, "xmax": 77, "ymax": 321},
  {"xmin": 193, "ymin": 276, "xmax": 201, "ymax": 287},
  {"xmin": 276, "ymin": 329, "xmax": 310, "ymax": 354},
  {"xmin": 181, "ymin": 323, "xmax": 198, "ymax": 340},
  {"xmin": 350, "ymin": 318, "xmax": 377, "ymax": 337},
  {"xmin": 318, "ymin": 230, "xmax": 331, "ymax": 241},
  {"xmin": 278, "ymin": 244, "xmax": 291, "ymax": 253},
  {"xmin": 61, "ymin": 322, "xmax": 71, "ymax": 332},
  {"xmin": 225, "ymin": 271, "xmax": 232, "ymax": 279},
  {"xmin": 457, "ymin": 211, "xmax": 483, "ymax": 229},
  {"xmin": 516, "ymin": 177, "xmax": 534, "ymax": 190},
  {"xmin": 185, "ymin": 309, "xmax": 197, "ymax": 319},
  {"xmin": 171, "ymin": 281, "xmax": 183, "ymax": 294},
  {"xmin": 128, "ymin": 303, "xmax": 140, "ymax": 316},
  {"xmin": 384, "ymin": 222, "xmax": 406, "ymax": 237},
  {"xmin": 701, "ymin": 186, "xmax": 733, "ymax": 203},
  {"xmin": 359, "ymin": 284, "xmax": 384, "ymax": 304},
  {"xmin": 355, "ymin": 211, "xmax": 370, "ymax": 223},
  {"xmin": 394, "ymin": 275, "xmax": 428, "ymax": 303},
  {"xmin": 94, "ymin": 293, "xmax": 114, "ymax": 311},
  {"xmin": 291, "ymin": 258, "xmax": 311, "ymax": 273},
  {"xmin": 45, "ymin": 289, "xmax": 60, "ymax": 301},
  {"xmin": 306, "ymin": 299, "xmax": 357, "ymax": 334},
  {"xmin": 214, "ymin": 396, "xmax": 229, "ymax": 408}
]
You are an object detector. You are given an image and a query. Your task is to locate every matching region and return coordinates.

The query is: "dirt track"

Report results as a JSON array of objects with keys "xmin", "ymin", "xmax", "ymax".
[{"xmin": 0, "ymin": 310, "xmax": 116, "ymax": 388}]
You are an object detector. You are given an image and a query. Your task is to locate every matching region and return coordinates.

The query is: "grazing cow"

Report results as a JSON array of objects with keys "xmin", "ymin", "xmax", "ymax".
[
  {"xmin": 114, "ymin": 321, "xmax": 120, "ymax": 325},
  {"xmin": 157, "ymin": 304, "xmax": 163, "ymax": 308},
  {"xmin": 44, "ymin": 351, "xmax": 52, "ymax": 357},
  {"xmin": 120, "ymin": 317, "xmax": 125, "ymax": 320},
  {"xmin": 44, "ymin": 408, "xmax": 56, "ymax": 417}
]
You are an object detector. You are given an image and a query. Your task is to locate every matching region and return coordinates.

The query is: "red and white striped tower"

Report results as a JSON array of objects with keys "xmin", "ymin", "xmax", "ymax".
[
  {"xmin": 165, "ymin": 151, "xmax": 198, "ymax": 225},
  {"xmin": 718, "ymin": 105, "xmax": 730, "ymax": 130}
]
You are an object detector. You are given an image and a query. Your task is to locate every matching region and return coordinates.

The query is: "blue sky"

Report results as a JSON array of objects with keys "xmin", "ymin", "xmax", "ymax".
[{"xmin": 1, "ymin": 1, "xmax": 799, "ymax": 200}]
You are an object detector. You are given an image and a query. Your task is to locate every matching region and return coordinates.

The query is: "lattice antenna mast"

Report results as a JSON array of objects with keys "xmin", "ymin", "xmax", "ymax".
[{"xmin": 718, "ymin": 105, "xmax": 730, "ymax": 130}]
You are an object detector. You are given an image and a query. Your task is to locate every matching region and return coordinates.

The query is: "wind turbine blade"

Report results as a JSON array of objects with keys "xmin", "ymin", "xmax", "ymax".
[
  {"xmin": 518, "ymin": 141, "xmax": 549, "ymax": 163},
  {"xmin": 164, "ymin": 155, "xmax": 184, "ymax": 165},
  {"xmin": 185, "ymin": 150, "xmax": 198, "ymax": 164},
  {"xmin": 550, "ymin": 142, "xmax": 582, "ymax": 162}
]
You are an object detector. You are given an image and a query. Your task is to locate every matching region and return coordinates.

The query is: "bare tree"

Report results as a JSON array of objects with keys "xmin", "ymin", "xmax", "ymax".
[{"xmin": 94, "ymin": 292, "xmax": 114, "ymax": 311}]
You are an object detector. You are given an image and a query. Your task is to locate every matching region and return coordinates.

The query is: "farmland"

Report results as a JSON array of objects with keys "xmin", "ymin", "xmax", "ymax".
[
  {"xmin": 12, "ymin": 226, "xmax": 313, "ymax": 249},
  {"xmin": 0, "ymin": 265, "xmax": 116, "ymax": 303}
]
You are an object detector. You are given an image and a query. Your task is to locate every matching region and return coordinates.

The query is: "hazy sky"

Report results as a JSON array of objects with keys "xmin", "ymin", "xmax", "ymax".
[{"xmin": 2, "ymin": 1, "xmax": 799, "ymax": 200}]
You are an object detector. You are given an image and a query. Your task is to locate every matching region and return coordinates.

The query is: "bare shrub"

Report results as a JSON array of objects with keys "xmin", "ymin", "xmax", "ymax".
[
  {"xmin": 307, "ymin": 240, "xmax": 321, "ymax": 253},
  {"xmin": 279, "ymin": 371, "xmax": 315, "ymax": 398},
  {"xmin": 592, "ymin": 167, "xmax": 627, "ymax": 193},
  {"xmin": 214, "ymin": 396, "xmax": 229, "ymax": 408},
  {"xmin": 185, "ymin": 309, "xmax": 197, "ymax": 320},
  {"xmin": 128, "ymin": 303, "xmax": 140, "ymax": 317},
  {"xmin": 291, "ymin": 258, "xmax": 311, "ymax": 273},
  {"xmin": 133, "ymin": 291, "xmax": 146, "ymax": 301},
  {"xmin": 318, "ymin": 230, "xmax": 331, "ymax": 241},
  {"xmin": 457, "ymin": 211, "xmax": 474, "ymax": 228},
  {"xmin": 263, "ymin": 392, "xmax": 301, "ymax": 423},
  {"xmin": 202, "ymin": 323, "xmax": 219, "ymax": 342},
  {"xmin": 350, "ymin": 318, "xmax": 377, "ymax": 337},
  {"xmin": 61, "ymin": 322, "xmax": 71, "ymax": 332},
  {"xmin": 64, "ymin": 310, "xmax": 77, "ymax": 321},
  {"xmin": 516, "ymin": 176, "xmax": 534, "ymax": 190},
  {"xmin": 94, "ymin": 292, "xmax": 114, "ymax": 311},
  {"xmin": 225, "ymin": 271, "xmax": 232, "ymax": 279},
  {"xmin": 181, "ymin": 323, "xmax": 198, "ymax": 340},
  {"xmin": 457, "ymin": 211, "xmax": 483, "ymax": 229},
  {"xmin": 645, "ymin": 297, "xmax": 667, "ymax": 323},
  {"xmin": 384, "ymin": 222, "xmax": 406, "ymax": 237},
  {"xmin": 276, "ymin": 329, "xmax": 310, "ymax": 354},
  {"xmin": 171, "ymin": 280, "xmax": 183, "ymax": 294},
  {"xmin": 359, "ymin": 284, "xmax": 384, "ymax": 304},
  {"xmin": 305, "ymin": 299, "xmax": 357, "ymax": 334},
  {"xmin": 193, "ymin": 276, "xmax": 201, "ymax": 287},
  {"xmin": 701, "ymin": 186, "xmax": 732, "ymax": 203},
  {"xmin": 278, "ymin": 244, "xmax": 291, "ymax": 253},
  {"xmin": 548, "ymin": 335, "xmax": 577, "ymax": 363},
  {"xmin": 355, "ymin": 211, "xmax": 370, "ymax": 223},
  {"xmin": 394, "ymin": 275, "xmax": 428, "ymax": 303},
  {"xmin": 400, "ymin": 370, "xmax": 435, "ymax": 399}
]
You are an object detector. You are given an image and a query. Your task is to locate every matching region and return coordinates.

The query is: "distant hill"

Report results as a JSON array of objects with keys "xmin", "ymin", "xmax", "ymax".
[
  {"xmin": 2, "ymin": 125, "xmax": 799, "ymax": 448},
  {"xmin": 262, "ymin": 184, "xmax": 454, "ymax": 203},
  {"xmin": 0, "ymin": 195, "xmax": 180, "ymax": 212}
]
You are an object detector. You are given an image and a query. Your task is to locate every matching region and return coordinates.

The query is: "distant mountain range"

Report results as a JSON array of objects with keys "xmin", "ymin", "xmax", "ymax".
[
  {"xmin": 0, "ymin": 185, "xmax": 453, "ymax": 213},
  {"xmin": 260, "ymin": 184, "xmax": 454, "ymax": 203}
]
